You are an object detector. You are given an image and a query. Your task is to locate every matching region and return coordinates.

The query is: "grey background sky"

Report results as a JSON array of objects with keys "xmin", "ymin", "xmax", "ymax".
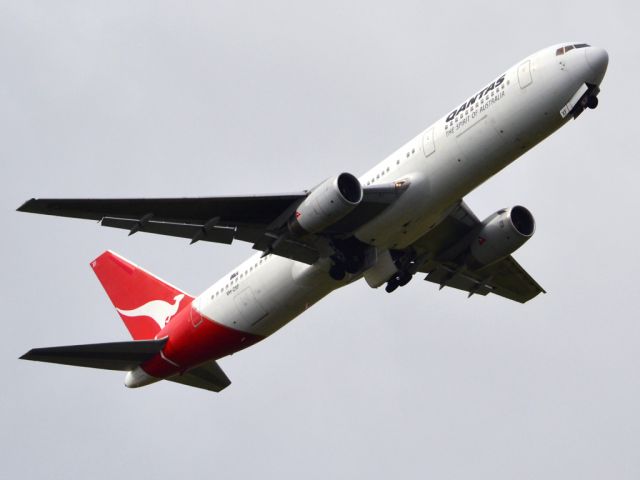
[{"xmin": 1, "ymin": 1, "xmax": 638, "ymax": 479}]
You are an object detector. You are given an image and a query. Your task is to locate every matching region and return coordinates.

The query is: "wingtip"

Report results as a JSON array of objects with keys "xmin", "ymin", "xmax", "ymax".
[
  {"xmin": 16, "ymin": 198, "xmax": 37, "ymax": 212},
  {"xmin": 19, "ymin": 350, "xmax": 35, "ymax": 361}
]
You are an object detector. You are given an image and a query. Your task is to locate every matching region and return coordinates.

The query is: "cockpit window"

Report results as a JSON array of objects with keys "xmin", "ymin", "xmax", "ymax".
[{"xmin": 556, "ymin": 43, "xmax": 591, "ymax": 55}]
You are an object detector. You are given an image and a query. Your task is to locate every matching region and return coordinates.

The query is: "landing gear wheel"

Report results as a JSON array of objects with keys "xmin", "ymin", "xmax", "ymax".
[
  {"xmin": 587, "ymin": 96, "xmax": 598, "ymax": 109},
  {"xmin": 398, "ymin": 272, "xmax": 412, "ymax": 287},
  {"xmin": 329, "ymin": 264, "xmax": 346, "ymax": 281},
  {"xmin": 385, "ymin": 279, "xmax": 399, "ymax": 293},
  {"xmin": 345, "ymin": 256, "xmax": 363, "ymax": 274}
]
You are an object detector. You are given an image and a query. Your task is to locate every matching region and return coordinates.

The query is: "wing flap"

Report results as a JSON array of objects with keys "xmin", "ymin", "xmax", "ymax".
[
  {"xmin": 101, "ymin": 217, "xmax": 236, "ymax": 244},
  {"xmin": 475, "ymin": 255, "xmax": 545, "ymax": 303},
  {"xmin": 20, "ymin": 338, "xmax": 168, "ymax": 371},
  {"xmin": 423, "ymin": 256, "xmax": 544, "ymax": 303},
  {"xmin": 424, "ymin": 265, "xmax": 494, "ymax": 297}
]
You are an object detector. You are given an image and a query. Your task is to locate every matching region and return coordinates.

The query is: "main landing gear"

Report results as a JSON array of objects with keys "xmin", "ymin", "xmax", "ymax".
[
  {"xmin": 383, "ymin": 249, "xmax": 425, "ymax": 293},
  {"xmin": 328, "ymin": 255, "xmax": 365, "ymax": 281},
  {"xmin": 329, "ymin": 263, "xmax": 346, "ymax": 281},
  {"xmin": 385, "ymin": 271, "xmax": 413, "ymax": 293},
  {"xmin": 328, "ymin": 237, "xmax": 373, "ymax": 281}
]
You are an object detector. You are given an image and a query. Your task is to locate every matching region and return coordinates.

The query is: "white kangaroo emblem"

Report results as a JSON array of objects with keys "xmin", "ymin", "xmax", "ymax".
[{"xmin": 117, "ymin": 293, "xmax": 185, "ymax": 328}]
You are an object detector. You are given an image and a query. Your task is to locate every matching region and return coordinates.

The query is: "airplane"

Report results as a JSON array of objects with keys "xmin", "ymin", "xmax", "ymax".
[{"xmin": 18, "ymin": 43, "xmax": 609, "ymax": 393}]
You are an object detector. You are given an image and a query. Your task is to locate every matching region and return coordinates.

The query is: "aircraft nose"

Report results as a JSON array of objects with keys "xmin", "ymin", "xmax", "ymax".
[{"xmin": 584, "ymin": 46, "xmax": 609, "ymax": 85}]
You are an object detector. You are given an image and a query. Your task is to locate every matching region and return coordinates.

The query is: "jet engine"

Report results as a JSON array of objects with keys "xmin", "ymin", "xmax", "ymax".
[
  {"xmin": 469, "ymin": 206, "xmax": 535, "ymax": 267},
  {"xmin": 288, "ymin": 172, "xmax": 363, "ymax": 235}
]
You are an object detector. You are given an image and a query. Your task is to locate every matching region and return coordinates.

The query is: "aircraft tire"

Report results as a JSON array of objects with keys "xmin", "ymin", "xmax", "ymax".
[
  {"xmin": 398, "ymin": 272, "xmax": 412, "ymax": 286},
  {"xmin": 329, "ymin": 265, "xmax": 346, "ymax": 281}
]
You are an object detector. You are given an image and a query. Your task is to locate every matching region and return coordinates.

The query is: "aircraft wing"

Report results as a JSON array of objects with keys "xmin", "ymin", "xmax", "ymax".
[
  {"xmin": 410, "ymin": 201, "xmax": 545, "ymax": 303},
  {"xmin": 17, "ymin": 187, "xmax": 398, "ymax": 265}
]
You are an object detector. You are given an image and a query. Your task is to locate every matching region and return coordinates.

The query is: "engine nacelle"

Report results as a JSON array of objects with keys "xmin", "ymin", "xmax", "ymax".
[
  {"xmin": 288, "ymin": 172, "xmax": 363, "ymax": 235},
  {"xmin": 469, "ymin": 206, "xmax": 535, "ymax": 267}
]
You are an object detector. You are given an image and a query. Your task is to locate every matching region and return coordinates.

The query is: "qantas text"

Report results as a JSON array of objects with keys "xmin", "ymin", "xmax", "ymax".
[{"xmin": 446, "ymin": 74, "xmax": 506, "ymax": 123}]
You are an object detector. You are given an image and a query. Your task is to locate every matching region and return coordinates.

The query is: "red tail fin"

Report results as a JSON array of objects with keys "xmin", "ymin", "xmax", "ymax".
[{"xmin": 91, "ymin": 251, "xmax": 193, "ymax": 340}]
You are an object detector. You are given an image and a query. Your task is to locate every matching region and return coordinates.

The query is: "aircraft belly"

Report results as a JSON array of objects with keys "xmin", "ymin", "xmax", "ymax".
[
  {"xmin": 246, "ymin": 260, "xmax": 336, "ymax": 337},
  {"xmin": 354, "ymin": 127, "xmax": 499, "ymax": 249},
  {"xmin": 198, "ymin": 256, "xmax": 336, "ymax": 338}
]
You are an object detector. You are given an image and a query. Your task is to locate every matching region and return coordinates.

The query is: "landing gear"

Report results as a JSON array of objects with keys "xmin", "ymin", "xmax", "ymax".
[
  {"xmin": 344, "ymin": 255, "xmax": 363, "ymax": 274},
  {"xmin": 385, "ymin": 271, "xmax": 413, "ymax": 293},
  {"xmin": 328, "ymin": 255, "xmax": 357, "ymax": 281},
  {"xmin": 329, "ymin": 264, "xmax": 346, "ymax": 281},
  {"xmin": 328, "ymin": 237, "xmax": 376, "ymax": 281},
  {"xmin": 329, "ymin": 255, "xmax": 365, "ymax": 281},
  {"xmin": 397, "ymin": 271, "xmax": 412, "ymax": 287},
  {"xmin": 577, "ymin": 92, "xmax": 599, "ymax": 114},
  {"xmin": 572, "ymin": 84, "xmax": 600, "ymax": 118},
  {"xmin": 382, "ymin": 248, "xmax": 424, "ymax": 293}
]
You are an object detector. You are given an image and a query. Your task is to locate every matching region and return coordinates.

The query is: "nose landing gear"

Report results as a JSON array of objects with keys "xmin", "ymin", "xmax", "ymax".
[{"xmin": 571, "ymin": 84, "xmax": 600, "ymax": 118}]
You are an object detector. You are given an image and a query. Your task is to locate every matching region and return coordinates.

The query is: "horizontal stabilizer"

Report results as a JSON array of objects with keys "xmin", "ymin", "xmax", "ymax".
[
  {"xmin": 168, "ymin": 361, "xmax": 231, "ymax": 392},
  {"xmin": 20, "ymin": 338, "xmax": 168, "ymax": 371}
]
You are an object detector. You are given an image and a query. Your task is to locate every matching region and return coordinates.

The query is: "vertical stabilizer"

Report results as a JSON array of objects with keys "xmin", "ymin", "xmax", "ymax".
[{"xmin": 91, "ymin": 251, "xmax": 193, "ymax": 340}]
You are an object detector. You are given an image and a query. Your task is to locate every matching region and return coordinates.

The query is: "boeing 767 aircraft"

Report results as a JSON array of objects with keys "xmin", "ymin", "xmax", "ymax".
[{"xmin": 18, "ymin": 43, "xmax": 608, "ymax": 392}]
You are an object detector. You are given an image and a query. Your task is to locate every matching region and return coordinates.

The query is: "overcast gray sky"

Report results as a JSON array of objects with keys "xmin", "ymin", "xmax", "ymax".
[{"xmin": 1, "ymin": 1, "xmax": 639, "ymax": 479}]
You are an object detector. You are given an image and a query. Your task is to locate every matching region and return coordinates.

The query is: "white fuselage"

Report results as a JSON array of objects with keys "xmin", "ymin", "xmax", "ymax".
[{"xmin": 195, "ymin": 44, "xmax": 607, "ymax": 339}]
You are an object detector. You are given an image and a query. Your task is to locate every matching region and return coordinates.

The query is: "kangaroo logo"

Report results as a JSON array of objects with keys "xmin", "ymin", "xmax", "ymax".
[{"xmin": 116, "ymin": 294, "xmax": 185, "ymax": 328}]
